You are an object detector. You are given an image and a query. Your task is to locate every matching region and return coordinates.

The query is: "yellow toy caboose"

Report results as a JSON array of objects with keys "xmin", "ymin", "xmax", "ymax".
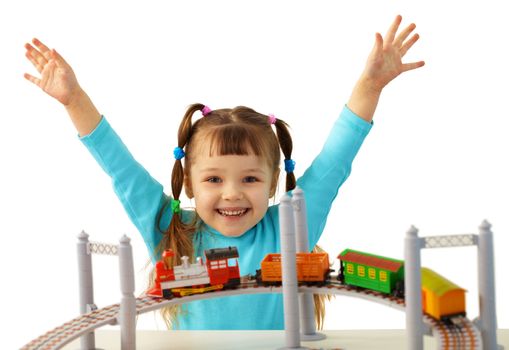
[{"xmin": 421, "ymin": 267, "xmax": 466, "ymax": 320}]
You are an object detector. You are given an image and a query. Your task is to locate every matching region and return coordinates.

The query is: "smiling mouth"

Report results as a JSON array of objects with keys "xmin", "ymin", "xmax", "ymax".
[{"xmin": 216, "ymin": 208, "xmax": 249, "ymax": 217}]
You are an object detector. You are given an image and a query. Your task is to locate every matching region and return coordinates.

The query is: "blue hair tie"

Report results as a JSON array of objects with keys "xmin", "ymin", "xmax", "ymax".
[
  {"xmin": 173, "ymin": 146, "xmax": 185, "ymax": 160},
  {"xmin": 284, "ymin": 159, "xmax": 295, "ymax": 173}
]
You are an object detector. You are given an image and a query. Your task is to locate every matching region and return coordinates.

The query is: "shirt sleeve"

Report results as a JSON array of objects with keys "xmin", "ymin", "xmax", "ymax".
[
  {"xmin": 296, "ymin": 105, "xmax": 372, "ymax": 247},
  {"xmin": 79, "ymin": 116, "xmax": 167, "ymax": 255}
]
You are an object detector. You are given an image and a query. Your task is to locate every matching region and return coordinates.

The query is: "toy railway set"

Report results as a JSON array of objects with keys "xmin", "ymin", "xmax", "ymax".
[
  {"xmin": 21, "ymin": 264, "xmax": 481, "ymax": 350},
  {"xmin": 21, "ymin": 188, "xmax": 502, "ymax": 350}
]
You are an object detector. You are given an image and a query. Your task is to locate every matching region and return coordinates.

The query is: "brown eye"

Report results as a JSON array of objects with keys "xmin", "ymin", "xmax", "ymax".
[
  {"xmin": 243, "ymin": 176, "xmax": 258, "ymax": 183},
  {"xmin": 206, "ymin": 176, "xmax": 222, "ymax": 183}
]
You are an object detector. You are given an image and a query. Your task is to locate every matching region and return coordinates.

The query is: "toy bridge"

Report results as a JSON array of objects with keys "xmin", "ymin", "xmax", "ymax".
[
  {"xmin": 21, "ymin": 188, "xmax": 503, "ymax": 350},
  {"xmin": 21, "ymin": 280, "xmax": 481, "ymax": 350}
]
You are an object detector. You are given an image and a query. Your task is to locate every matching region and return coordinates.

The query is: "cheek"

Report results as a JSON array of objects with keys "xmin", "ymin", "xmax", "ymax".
[
  {"xmin": 193, "ymin": 190, "xmax": 215, "ymax": 211},
  {"xmin": 193, "ymin": 198, "xmax": 209, "ymax": 221},
  {"xmin": 251, "ymin": 188, "xmax": 271, "ymax": 208}
]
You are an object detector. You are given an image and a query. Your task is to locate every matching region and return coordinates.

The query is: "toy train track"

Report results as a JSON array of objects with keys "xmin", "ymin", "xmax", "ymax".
[
  {"xmin": 428, "ymin": 315, "xmax": 481, "ymax": 350},
  {"xmin": 21, "ymin": 278, "xmax": 481, "ymax": 350}
]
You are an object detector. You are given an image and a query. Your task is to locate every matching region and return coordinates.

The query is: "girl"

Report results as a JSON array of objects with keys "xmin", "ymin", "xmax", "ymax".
[{"xmin": 24, "ymin": 15, "xmax": 424, "ymax": 330}]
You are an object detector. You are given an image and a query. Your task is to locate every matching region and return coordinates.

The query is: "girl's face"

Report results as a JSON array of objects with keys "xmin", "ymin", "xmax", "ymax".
[{"xmin": 186, "ymin": 149, "xmax": 277, "ymax": 237}]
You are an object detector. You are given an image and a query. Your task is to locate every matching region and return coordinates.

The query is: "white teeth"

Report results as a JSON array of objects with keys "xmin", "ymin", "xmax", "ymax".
[{"xmin": 217, "ymin": 209, "xmax": 247, "ymax": 216}]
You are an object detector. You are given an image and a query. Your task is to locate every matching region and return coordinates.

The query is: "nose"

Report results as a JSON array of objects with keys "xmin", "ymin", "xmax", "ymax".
[{"xmin": 222, "ymin": 183, "xmax": 243, "ymax": 201}]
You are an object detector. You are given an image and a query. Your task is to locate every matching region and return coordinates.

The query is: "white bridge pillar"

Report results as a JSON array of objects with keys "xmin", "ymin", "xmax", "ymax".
[
  {"xmin": 291, "ymin": 187, "xmax": 325, "ymax": 341},
  {"xmin": 118, "ymin": 235, "xmax": 136, "ymax": 350},
  {"xmin": 404, "ymin": 225, "xmax": 424, "ymax": 350},
  {"xmin": 477, "ymin": 220, "xmax": 501, "ymax": 350},
  {"xmin": 77, "ymin": 231, "xmax": 97, "ymax": 350},
  {"xmin": 279, "ymin": 193, "xmax": 308, "ymax": 350}
]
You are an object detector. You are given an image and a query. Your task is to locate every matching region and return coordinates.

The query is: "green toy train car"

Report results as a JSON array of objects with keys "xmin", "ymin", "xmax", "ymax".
[{"xmin": 337, "ymin": 249, "xmax": 405, "ymax": 298}]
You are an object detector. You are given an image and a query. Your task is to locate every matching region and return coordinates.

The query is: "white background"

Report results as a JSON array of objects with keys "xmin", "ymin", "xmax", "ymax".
[{"xmin": 1, "ymin": 0, "xmax": 508, "ymax": 348}]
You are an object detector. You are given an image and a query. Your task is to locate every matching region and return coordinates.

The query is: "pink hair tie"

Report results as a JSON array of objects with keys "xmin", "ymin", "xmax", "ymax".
[
  {"xmin": 201, "ymin": 105, "xmax": 212, "ymax": 116},
  {"xmin": 268, "ymin": 114, "xmax": 277, "ymax": 125}
]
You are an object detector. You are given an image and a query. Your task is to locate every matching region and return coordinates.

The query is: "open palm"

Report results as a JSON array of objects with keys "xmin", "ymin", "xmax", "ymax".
[
  {"xmin": 24, "ymin": 38, "xmax": 80, "ymax": 106},
  {"xmin": 364, "ymin": 15, "xmax": 425, "ymax": 91}
]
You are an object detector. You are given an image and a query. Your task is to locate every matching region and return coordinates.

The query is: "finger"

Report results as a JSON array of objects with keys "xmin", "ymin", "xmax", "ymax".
[
  {"xmin": 401, "ymin": 60, "xmax": 425, "ymax": 73},
  {"xmin": 25, "ymin": 43, "xmax": 48, "ymax": 71},
  {"xmin": 51, "ymin": 48, "xmax": 68, "ymax": 68},
  {"xmin": 24, "ymin": 72, "xmax": 41, "ymax": 87},
  {"xmin": 32, "ymin": 38, "xmax": 52, "ymax": 60},
  {"xmin": 400, "ymin": 33, "xmax": 420, "ymax": 57},
  {"xmin": 385, "ymin": 15, "xmax": 402, "ymax": 44},
  {"xmin": 25, "ymin": 50, "xmax": 45, "ymax": 74},
  {"xmin": 394, "ymin": 23, "xmax": 416, "ymax": 48}
]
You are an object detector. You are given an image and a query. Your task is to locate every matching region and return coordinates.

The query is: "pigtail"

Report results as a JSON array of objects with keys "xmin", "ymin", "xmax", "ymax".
[
  {"xmin": 153, "ymin": 103, "xmax": 206, "ymax": 328},
  {"xmin": 274, "ymin": 119, "xmax": 296, "ymax": 192},
  {"xmin": 166, "ymin": 103, "xmax": 205, "ymax": 260},
  {"xmin": 171, "ymin": 103, "xmax": 204, "ymax": 204}
]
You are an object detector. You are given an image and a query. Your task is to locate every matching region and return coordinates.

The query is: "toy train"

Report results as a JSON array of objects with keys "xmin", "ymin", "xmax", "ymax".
[
  {"xmin": 146, "ymin": 246, "xmax": 240, "ymax": 299},
  {"xmin": 146, "ymin": 246, "xmax": 466, "ymax": 321}
]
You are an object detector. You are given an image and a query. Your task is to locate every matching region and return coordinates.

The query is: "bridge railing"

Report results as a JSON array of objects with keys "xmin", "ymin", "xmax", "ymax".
[
  {"xmin": 77, "ymin": 231, "xmax": 136, "ymax": 350},
  {"xmin": 405, "ymin": 220, "xmax": 500, "ymax": 350}
]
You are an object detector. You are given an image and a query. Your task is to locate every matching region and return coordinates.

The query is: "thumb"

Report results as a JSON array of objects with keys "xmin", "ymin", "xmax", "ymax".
[{"xmin": 373, "ymin": 33, "xmax": 383, "ymax": 55}]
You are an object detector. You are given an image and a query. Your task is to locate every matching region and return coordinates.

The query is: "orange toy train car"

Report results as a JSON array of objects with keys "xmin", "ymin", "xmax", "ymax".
[{"xmin": 256, "ymin": 252, "xmax": 331, "ymax": 284}]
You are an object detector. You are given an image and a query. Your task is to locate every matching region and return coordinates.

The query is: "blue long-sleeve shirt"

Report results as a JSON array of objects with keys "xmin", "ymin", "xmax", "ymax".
[{"xmin": 80, "ymin": 105, "xmax": 372, "ymax": 329}]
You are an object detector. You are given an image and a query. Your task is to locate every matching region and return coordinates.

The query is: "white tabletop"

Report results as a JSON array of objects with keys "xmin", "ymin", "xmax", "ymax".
[{"xmin": 62, "ymin": 329, "xmax": 509, "ymax": 350}]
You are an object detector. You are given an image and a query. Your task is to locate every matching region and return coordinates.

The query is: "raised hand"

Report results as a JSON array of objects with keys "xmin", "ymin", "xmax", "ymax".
[
  {"xmin": 24, "ymin": 38, "xmax": 101, "ymax": 135},
  {"xmin": 347, "ymin": 15, "xmax": 425, "ymax": 122},
  {"xmin": 362, "ymin": 15, "xmax": 425, "ymax": 91},
  {"xmin": 24, "ymin": 38, "xmax": 81, "ymax": 106}
]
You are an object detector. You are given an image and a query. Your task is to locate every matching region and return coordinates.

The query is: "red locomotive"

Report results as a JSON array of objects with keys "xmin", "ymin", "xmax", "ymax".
[{"xmin": 146, "ymin": 246, "xmax": 240, "ymax": 298}]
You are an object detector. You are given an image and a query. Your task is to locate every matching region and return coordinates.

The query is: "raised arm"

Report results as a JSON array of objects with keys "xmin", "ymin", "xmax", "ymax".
[
  {"xmin": 298, "ymin": 16, "xmax": 425, "ymax": 246},
  {"xmin": 24, "ymin": 38, "xmax": 101, "ymax": 136},
  {"xmin": 25, "ymin": 38, "xmax": 166, "ymax": 254},
  {"xmin": 347, "ymin": 15, "xmax": 425, "ymax": 122}
]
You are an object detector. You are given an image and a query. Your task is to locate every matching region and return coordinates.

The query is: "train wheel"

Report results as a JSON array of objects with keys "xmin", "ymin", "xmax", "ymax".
[
  {"xmin": 224, "ymin": 278, "xmax": 241, "ymax": 289},
  {"xmin": 255, "ymin": 269, "xmax": 263, "ymax": 284},
  {"xmin": 337, "ymin": 272, "xmax": 345, "ymax": 283},
  {"xmin": 162, "ymin": 289, "xmax": 174, "ymax": 299},
  {"xmin": 392, "ymin": 280, "xmax": 405, "ymax": 298}
]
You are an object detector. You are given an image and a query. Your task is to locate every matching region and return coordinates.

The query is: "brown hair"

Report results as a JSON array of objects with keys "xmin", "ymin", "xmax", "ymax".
[{"xmin": 151, "ymin": 103, "xmax": 328, "ymax": 329}]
